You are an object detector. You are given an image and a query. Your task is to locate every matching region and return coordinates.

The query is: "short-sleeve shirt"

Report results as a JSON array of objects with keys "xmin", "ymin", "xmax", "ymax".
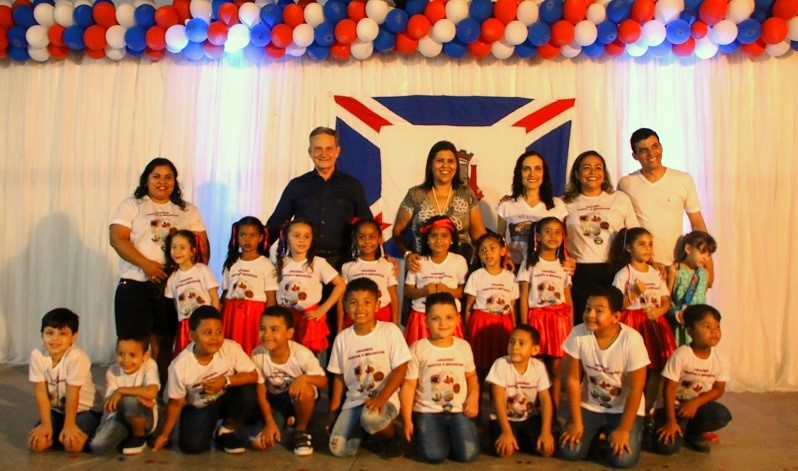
[
  {"xmin": 341, "ymin": 258, "xmax": 398, "ymax": 309},
  {"xmin": 464, "ymin": 268, "xmax": 519, "ymax": 314},
  {"xmin": 399, "ymin": 185, "xmax": 479, "ymax": 253},
  {"xmin": 29, "ymin": 346, "xmax": 102, "ymax": 413},
  {"xmin": 327, "ymin": 322, "xmax": 411, "ymax": 410},
  {"xmin": 222, "ymin": 256, "xmax": 279, "ymax": 302},
  {"xmin": 516, "ymin": 259, "xmax": 571, "ymax": 308},
  {"xmin": 166, "ymin": 339, "xmax": 256, "ymax": 408},
  {"xmin": 406, "ymin": 338, "xmax": 476, "ymax": 413},
  {"xmin": 405, "ymin": 253, "xmax": 468, "ymax": 312},
  {"xmin": 251, "ymin": 340, "xmax": 325, "ymax": 395},
  {"xmin": 613, "ymin": 265, "xmax": 669, "ymax": 310},
  {"xmin": 165, "ymin": 263, "xmax": 219, "ymax": 322},
  {"xmin": 661, "ymin": 345, "xmax": 730, "ymax": 407},
  {"xmin": 110, "ymin": 196, "xmax": 206, "ymax": 282},
  {"xmin": 562, "ymin": 323, "xmax": 650, "ymax": 415},
  {"xmin": 486, "ymin": 355, "xmax": 551, "ymax": 421},
  {"xmin": 564, "ymin": 191, "xmax": 639, "ymax": 264},
  {"xmin": 105, "ymin": 358, "xmax": 160, "ymax": 398},
  {"xmin": 496, "ymin": 197, "xmax": 568, "ymax": 265},
  {"xmin": 277, "ymin": 256, "xmax": 338, "ymax": 311}
]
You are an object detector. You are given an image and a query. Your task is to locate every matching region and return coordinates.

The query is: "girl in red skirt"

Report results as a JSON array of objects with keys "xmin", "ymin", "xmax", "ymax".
[
  {"xmin": 220, "ymin": 216, "xmax": 277, "ymax": 355},
  {"xmin": 610, "ymin": 227, "xmax": 675, "ymax": 415},
  {"xmin": 464, "ymin": 230, "xmax": 518, "ymax": 384},
  {"xmin": 276, "ymin": 220, "xmax": 346, "ymax": 355},
  {"xmin": 517, "ymin": 217, "xmax": 572, "ymax": 412}
]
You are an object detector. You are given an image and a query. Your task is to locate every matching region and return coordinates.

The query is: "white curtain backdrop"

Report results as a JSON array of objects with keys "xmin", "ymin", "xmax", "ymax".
[{"xmin": 1, "ymin": 53, "xmax": 796, "ymax": 392}]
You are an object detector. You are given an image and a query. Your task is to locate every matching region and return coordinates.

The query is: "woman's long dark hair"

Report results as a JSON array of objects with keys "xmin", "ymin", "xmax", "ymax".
[{"xmin": 133, "ymin": 157, "xmax": 187, "ymax": 210}]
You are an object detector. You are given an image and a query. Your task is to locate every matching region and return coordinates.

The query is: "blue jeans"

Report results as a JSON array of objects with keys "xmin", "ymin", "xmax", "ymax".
[
  {"xmin": 35, "ymin": 409, "xmax": 101, "ymax": 451},
  {"xmin": 559, "ymin": 408, "xmax": 643, "ymax": 469},
  {"xmin": 489, "ymin": 415, "xmax": 544, "ymax": 455},
  {"xmin": 413, "ymin": 412, "xmax": 479, "ymax": 463},
  {"xmin": 653, "ymin": 402, "xmax": 732, "ymax": 455},
  {"xmin": 328, "ymin": 402, "xmax": 398, "ymax": 457},
  {"xmin": 177, "ymin": 384, "xmax": 257, "ymax": 454},
  {"xmin": 90, "ymin": 397, "xmax": 156, "ymax": 454}
]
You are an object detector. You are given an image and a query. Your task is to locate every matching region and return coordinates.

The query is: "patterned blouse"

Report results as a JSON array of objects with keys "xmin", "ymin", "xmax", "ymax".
[{"xmin": 399, "ymin": 184, "xmax": 479, "ymax": 253}]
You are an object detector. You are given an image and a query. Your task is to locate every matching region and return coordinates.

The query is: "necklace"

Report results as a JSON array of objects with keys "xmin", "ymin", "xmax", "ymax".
[{"xmin": 431, "ymin": 186, "xmax": 452, "ymax": 215}]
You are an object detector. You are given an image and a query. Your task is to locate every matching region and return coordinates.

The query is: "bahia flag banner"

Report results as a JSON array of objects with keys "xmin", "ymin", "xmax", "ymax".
[{"xmin": 334, "ymin": 95, "xmax": 575, "ymax": 255}]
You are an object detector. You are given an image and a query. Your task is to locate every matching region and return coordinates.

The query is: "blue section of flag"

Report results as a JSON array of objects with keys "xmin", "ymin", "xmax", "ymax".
[
  {"xmin": 336, "ymin": 118, "xmax": 382, "ymax": 205},
  {"xmin": 373, "ymin": 95, "xmax": 532, "ymax": 126},
  {"xmin": 526, "ymin": 120, "xmax": 572, "ymax": 196}
]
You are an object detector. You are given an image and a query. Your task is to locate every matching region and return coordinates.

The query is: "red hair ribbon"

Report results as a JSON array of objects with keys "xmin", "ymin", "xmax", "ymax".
[
  {"xmin": 420, "ymin": 218, "xmax": 456, "ymax": 234},
  {"xmin": 351, "ymin": 216, "xmax": 361, "ymax": 225}
]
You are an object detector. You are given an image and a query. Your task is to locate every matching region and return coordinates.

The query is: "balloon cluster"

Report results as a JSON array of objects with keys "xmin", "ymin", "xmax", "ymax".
[{"xmin": 1, "ymin": 0, "xmax": 796, "ymax": 62}]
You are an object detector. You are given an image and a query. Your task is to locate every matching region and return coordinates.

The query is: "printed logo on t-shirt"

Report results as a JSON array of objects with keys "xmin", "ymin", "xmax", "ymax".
[
  {"xmin": 267, "ymin": 368, "xmax": 292, "ymax": 393},
  {"xmin": 354, "ymin": 359, "xmax": 386, "ymax": 397},
  {"xmin": 430, "ymin": 370, "xmax": 461, "ymax": 412},
  {"xmin": 48, "ymin": 378, "xmax": 67, "ymax": 411},
  {"xmin": 150, "ymin": 218, "xmax": 173, "ymax": 245},
  {"xmin": 506, "ymin": 390, "xmax": 535, "ymax": 419},
  {"xmin": 188, "ymin": 381, "xmax": 224, "ymax": 405},
  {"xmin": 486, "ymin": 294, "xmax": 511, "ymax": 314},
  {"xmin": 508, "ymin": 220, "xmax": 534, "ymax": 243},
  {"xmin": 578, "ymin": 213, "xmax": 610, "ymax": 246},
  {"xmin": 178, "ymin": 288, "xmax": 207, "ymax": 317},
  {"xmin": 587, "ymin": 372, "xmax": 622, "ymax": 408},
  {"xmin": 231, "ymin": 280, "xmax": 255, "ymax": 300},
  {"xmin": 280, "ymin": 282, "xmax": 308, "ymax": 308},
  {"xmin": 535, "ymin": 281, "xmax": 564, "ymax": 306}
]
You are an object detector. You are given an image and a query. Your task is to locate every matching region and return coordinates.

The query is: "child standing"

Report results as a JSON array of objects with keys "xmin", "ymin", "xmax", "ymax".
[
  {"xmin": 667, "ymin": 231, "xmax": 717, "ymax": 346},
  {"xmin": 464, "ymin": 230, "xmax": 518, "ymax": 382},
  {"xmin": 327, "ymin": 278, "xmax": 410, "ymax": 459},
  {"xmin": 559, "ymin": 286, "xmax": 650, "ymax": 469},
  {"xmin": 400, "ymin": 293, "xmax": 480, "ymax": 464},
  {"xmin": 404, "ymin": 216, "xmax": 468, "ymax": 344},
  {"xmin": 152, "ymin": 306, "xmax": 259, "ymax": 454},
  {"xmin": 221, "ymin": 216, "xmax": 278, "ymax": 354},
  {"xmin": 339, "ymin": 218, "xmax": 399, "ymax": 330},
  {"xmin": 165, "ymin": 230, "xmax": 220, "ymax": 353},
  {"xmin": 655, "ymin": 304, "xmax": 731, "ymax": 454},
  {"xmin": 90, "ymin": 336, "xmax": 160, "ymax": 455},
  {"xmin": 517, "ymin": 217, "xmax": 572, "ymax": 412},
  {"xmin": 251, "ymin": 306, "xmax": 328, "ymax": 456},
  {"xmin": 276, "ymin": 220, "xmax": 346, "ymax": 355},
  {"xmin": 28, "ymin": 308, "xmax": 102, "ymax": 454},
  {"xmin": 487, "ymin": 325, "xmax": 555, "ymax": 459}
]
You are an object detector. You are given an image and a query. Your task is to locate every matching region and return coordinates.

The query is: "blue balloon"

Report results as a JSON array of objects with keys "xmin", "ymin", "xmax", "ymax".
[
  {"xmin": 596, "ymin": 20, "xmax": 617, "ymax": 45},
  {"xmin": 64, "ymin": 25, "xmax": 86, "ymax": 50},
  {"xmin": 470, "ymin": 0, "xmax": 493, "ymax": 23},
  {"xmin": 32, "ymin": 0, "xmax": 55, "ymax": 5},
  {"xmin": 323, "ymin": 1, "xmax": 347, "ymax": 24},
  {"xmin": 514, "ymin": 42, "xmax": 536, "ymax": 59},
  {"xmin": 73, "ymin": 4, "xmax": 94, "ymax": 28},
  {"xmin": 374, "ymin": 28, "xmax": 396, "ymax": 52},
  {"xmin": 7, "ymin": 26, "xmax": 28, "ymax": 48},
  {"xmin": 538, "ymin": 0, "xmax": 562, "ymax": 25},
  {"xmin": 405, "ymin": 0, "xmax": 427, "ymax": 17},
  {"xmin": 718, "ymin": 40, "xmax": 740, "ymax": 54},
  {"xmin": 527, "ymin": 22, "xmax": 551, "ymax": 47},
  {"xmin": 750, "ymin": 9, "xmax": 768, "ymax": 23},
  {"xmin": 12, "ymin": 5, "xmax": 36, "ymax": 28},
  {"xmin": 385, "ymin": 9, "xmax": 408, "ymax": 34},
  {"xmin": 665, "ymin": 19, "xmax": 690, "ymax": 45},
  {"xmin": 183, "ymin": 40, "xmax": 206, "ymax": 60},
  {"xmin": 314, "ymin": 22, "xmax": 335, "ymax": 47},
  {"xmin": 456, "ymin": 17, "xmax": 480, "ymax": 44},
  {"xmin": 211, "ymin": 0, "xmax": 225, "ymax": 20},
  {"xmin": 737, "ymin": 19, "xmax": 762, "ymax": 44},
  {"xmin": 94, "ymin": 0, "xmax": 113, "ymax": 4},
  {"xmin": 443, "ymin": 39, "xmax": 467, "ymax": 58},
  {"xmin": 792, "ymin": 40, "xmax": 798, "ymax": 51},
  {"xmin": 243, "ymin": 43, "xmax": 266, "ymax": 63},
  {"xmin": 648, "ymin": 40, "xmax": 672, "ymax": 57},
  {"xmin": 9, "ymin": 46, "xmax": 30, "ymax": 62},
  {"xmin": 124, "ymin": 25, "xmax": 147, "ymax": 52},
  {"xmin": 307, "ymin": 41, "xmax": 330, "ymax": 60},
  {"xmin": 125, "ymin": 45, "xmax": 145, "ymax": 57},
  {"xmin": 606, "ymin": 0, "xmax": 630, "ymax": 23},
  {"xmin": 260, "ymin": 4, "xmax": 282, "ymax": 27},
  {"xmin": 582, "ymin": 41, "xmax": 605, "ymax": 58},
  {"xmin": 679, "ymin": 8, "xmax": 697, "ymax": 25},
  {"xmin": 754, "ymin": 0, "xmax": 774, "ymax": 10},
  {"xmin": 276, "ymin": 0, "xmax": 293, "ymax": 7},
  {"xmin": 250, "ymin": 23, "xmax": 272, "ymax": 47},
  {"xmin": 134, "ymin": 4, "xmax": 156, "ymax": 29},
  {"xmin": 185, "ymin": 18, "xmax": 209, "ymax": 42}
]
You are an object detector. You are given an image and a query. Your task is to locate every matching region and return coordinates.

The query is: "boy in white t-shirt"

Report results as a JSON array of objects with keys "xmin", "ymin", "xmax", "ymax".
[
  {"xmin": 654, "ymin": 304, "xmax": 731, "ymax": 454},
  {"xmin": 327, "ymin": 278, "xmax": 411, "ymax": 460},
  {"xmin": 90, "ymin": 336, "xmax": 160, "ymax": 455},
  {"xmin": 559, "ymin": 286, "xmax": 650, "ymax": 469},
  {"xmin": 28, "ymin": 308, "xmax": 102, "ymax": 454},
  {"xmin": 251, "ymin": 305, "xmax": 327, "ymax": 456}
]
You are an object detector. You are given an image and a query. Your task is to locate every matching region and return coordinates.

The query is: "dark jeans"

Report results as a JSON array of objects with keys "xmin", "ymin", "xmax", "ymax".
[
  {"xmin": 413, "ymin": 412, "xmax": 480, "ymax": 463},
  {"xmin": 177, "ymin": 384, "xmax": 257, "ymax": 454},
  {"xmin": 559, "ymin": 409, "xmax": 643, "ymax": 469},
  {"xmin": 653, "ymin": 402, "xmax": 732, "ymax": 455},
  {"xmin": 35, "ymin": 409, "xmax": 102, "ymax": 451},
  {"xmin": 489, "ymin": 415, "xmax": 545, "ymax": 455},
  {"xmin": 571, "ymin": 263, "xmax": 614, "ymax": 326}
]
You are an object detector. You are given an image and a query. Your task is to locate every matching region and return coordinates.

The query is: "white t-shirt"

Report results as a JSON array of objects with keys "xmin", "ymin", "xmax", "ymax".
[
  {"xmin": 464, "ymin": 268, "xmax": 519, "ymax": 314},
  {"xmin": 496, "ymin": 197, "xmax": 568, "ymax": 265},
  {"xmin": 222, "ymin": 256, "xmax": 279, "ymax": 303},
  {"xmin": 486, "ymin": 356, "xmax": 550, "ymax": 422},
  {"xmin": 661, "ymin": 345, "xmax": 730, "ymax": 407},
  {"xmin": 406, "ymin": 338, "xmax": 476, "ymax": 414},
  {"xmin": 341, "ymin": 258, "xmax": 398, "ymax": 309},
  {"xmin": 110, "ymin": 196, "xmax": 206, "ymax": 282},
  {"xmin": 165, "ymin": 263, "xmax": 219, "ymax": 322},
  {"xmin": 405, "ymin": 253, "xmax": 468, "ymax": 312},
  {"xmin": 562, "ymin": 323, "xmax": 650, "ymax": 415},
  {"xmin": 517, "ymin": 258, "xmax": 571, "ymax": 308},
  {"xmin": 105, "ymin": 358, "xmax": 160, "ymax": 432},
  {"xmin": 166, "ymin": 339, "xmax": 256, "ymax": 408},
  {"xmin": 612, "ymin": 264, "xmax": 669, "ymax": 310},
  {"xmin": 28, "ymin": 346, "xmax": 102, "ymax": 413},
  {"xmin": 564, "ymin": 192, "xmax": 639, "ymax": 264},
  {"xmin": 618, "ymin": 168, "xmax": 701, "ymax": 265},
  {"xmin": 328, "ymin": 322, "xmax": 411, "ymax": 410},
  {"xmin": 278, "ymin": 256, "xmax": 338, "ymax": 311},
  {"xmin": 251, "ymin": 340, "xmax": 325, "ymax": 396}
]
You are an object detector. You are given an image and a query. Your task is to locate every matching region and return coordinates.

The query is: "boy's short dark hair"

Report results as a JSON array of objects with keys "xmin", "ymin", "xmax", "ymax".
[
  {"xmin": 586, "ymin": 285, "xmax": 624, "ymax": 313},
  {"xmin": 512, "ymin": 324, "xmax": 540, "ymax": 345},
  {"xmin": 344, "ymin": 277, "xmax": 380, "ymax": 301},
  {"xmin": 683, "ymin": 304, "xmax": 721, "ymax": 329},
  {"xmin": 262, "ymin": 305, "xmax": 294, "ymax": 329},
  {"xmin": 117, "ymin": 335, "xmax": 150, "ymax": 352},
  {"xmin": 425, "ymin": 292, "xmax": 457, "ymax": 312},
  {"xmin": 41, "ymin": 308, "xmax": 79, "ymax": 333},
  {"xmin": 189, "ymin": 305, "xmax": 222, "ymax": 331}
]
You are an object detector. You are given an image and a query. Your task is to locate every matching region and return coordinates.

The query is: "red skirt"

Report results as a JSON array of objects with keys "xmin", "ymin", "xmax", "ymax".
[
  {"xmin": 174, "ymin": 318, "xmax": 191, "ymax": 356},
  {"xmin": 528, "ymin": 304, "xmax": 572, "ymax": 359},
  {"xmin": 620, "ymin": 308, "xmax": 676, "ymax": 370},
  {"xmin": 343, "ymin": 304, "xmax": 393, "ymax": 329},
  {"xmin": 291, "ymin": 307, "xmax": 329, "ymax": 354},
  {"xmin": 467, "ymin": 309, "xmax": 513, "ymax": 370},
  {"xmin": 222, "ymin": 299, "xmax": 266, "ymax": 355},
  {"xmin": 404, "ymin": 309, "xmax": 464, "ymax": 345}
]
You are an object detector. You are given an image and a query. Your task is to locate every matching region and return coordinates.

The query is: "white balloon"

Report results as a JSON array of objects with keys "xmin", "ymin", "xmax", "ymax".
[
  {"xmin": 504, "ymin": 20, "xmax": 527, "ymax": 46},
  {"xmin": 133, "ymin": 0, "xmax": 155, "ymax": 7},
  {"xmin": 0, "ymin": 0, "xmax": 11, "ymax": 6},
  {"xmin": 106, "ymin": 25, "xmax": 127, "ymax": 50},
  {"xmin": 560, "ymin": 42, "xmax": 581, "ymax": 58},
  {"xmin": 286, "ymin": 43, "xmax": 306, "ymax": 57},
  {"xmin": 293, "ymin": 23, "xmax": 314, "ymax": 48},
  {"xmin": 694, "ymin": 36, "xmax": 718, "ymax": 59},
  {"xmin": 115, "ymin": 3, "xmax": 135, "ymax": 29},
  {"xmin": 351, "ymin": 39, "xmax": 374, "ymax": 59},
  {"xmin": 238, "ymin": 2, "xmax": 261, "ymax": 27},
  {"xmin": 26, "ymin": 25, "xmax": 49, "ymax": 50},
  {"xmin": 225, "ymin": 23, "xmax": 250, "ymax": 52},
  {"xmin": 516, "ymin": 0, "xmax": 539, "ymax": 26},
  {"xmin": 419, "ymin": 35, "xmax": 443, "ymax": 57},
  {"xmin": 766, "ymin": 40, "xmax": 790, "ymax": 57},
  {"xmin": 255, "ymin": 0, "xmax": 270, "ymax": 7},
  {"xmin": 654, "ymin": 0, "xmax": 683, "ymax": 25},
  {"xmin": 626, "ymin": 39, "xmax": 648, "ymax": 57},
  {"xmin": 788, "ymin": 17, "xmax": 798, "ymax": 42},
  {"xmin": 28, "ymin": 47, "xmax": 50, "ymax": 62},
  {"xmin": 357, "ymin": 18, "xmax": 379, "ymax": 42},
  {"xmin": 189, "ymin": 0, "xmax": 212, "ymax": 23},
  {"xmin": 574, "ymin": 20, "xmax": 598, "ymax": 46},
  {"xmin": 642, "ymin": 20, "xmax": 666, "ymax": 47},
  {"xmin": 75, "ymin": 0, "xmax": 92, "ymax": 7},
  {"xmin": 709, "ymin": 20, "xmax": 738, "ymax": 46},
  {"xmin": 431, "ymin": 18, "xmax": 456, "ymax": 43},
  {"xmin": 317, "ymin": 0, "xmax": 328, "ymax": 6},
  {"xmin": 725, "ymin": 0, "xmax": 754, "ymax": 24},
  {"xmin": 445, "ymin": 0, "xmax": 469, "ymax": 25},
  {"xmin": 105, "ymin": 46, "xmax": 127, "ymax": 60},
  {"xmin": 165, "ymin": 24, "xmax": 189, "ymax": 51},
  {"xmin": 53, "ymin": 2, "xmax": 75, "ymax": 27},
  {"xmin": 366, "ymin": 0, "xmax": 390, "ymax": 25},
  {"xmin": 492, "ymin": 39, "xmax": 514, "ymax": 59},
  {"xmin": 33, "ymin": 3, "xmax": 55, "ymax": 28},
  {"xmin": 304, "ymin": 3, "xmax": 324, "ymax": 27},
  {"xmin": 586, "ymin": 3, "xmax": 606, "ymax": 25}
]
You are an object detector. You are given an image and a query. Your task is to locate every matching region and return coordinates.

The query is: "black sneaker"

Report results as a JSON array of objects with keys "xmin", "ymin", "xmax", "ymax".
[
  {"xmin": 121, "ymin": 435, "xmax": 147, "ymax": 455},
  {"xmin": 686, "ymin": 434, "xmax": 711, "ymax": 453},
  {"xmin": 381, "ymin": 433, "xmax": 404, "ymax": 460},
  {"xmin": 216, "ymin": 432, "xmax": 246, "ymax": 454},
  {"xmin": 293, "ymin": 431, "xmax": 313, "ymax": 456}
]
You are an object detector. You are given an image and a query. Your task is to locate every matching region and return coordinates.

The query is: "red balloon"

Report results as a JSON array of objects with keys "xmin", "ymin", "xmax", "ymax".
[
  {"xmin": 494, "ymin": 0, "xmax": 518, "ymax": 25},
  {"xmin": 48, "ymin": 24, "xmax": 65, "ymax": 47},
  {"xmin": 270, "ymin": 24, "xmax": 292, "ymax": 48},
  {"xmin": 0, "ymin": 28, "xmax": 7, "ymax": 49},
  {"xmin": 84, "ymin": 25, "xmax": 107, "ymax": 50},
  {"xmin": 0, "ymin": 6, "xmax": 12, "ymax": 29},
  {"xmin": 672, "ymin": 36, "xmax": 695, "ymax": 56},
  {"xmin": 265, "ymin": 43, "xmax": 285, "ymax": 59},
  {"xmin": 217, "ymin": 3, "xmax": 239, "ymax": 26},
  {"xmin": 741, "ymin": 39, "xmax": 765, "ymax": 58},
  {"xmin": 537, "ymin": 42, "xmax": 560, "ymax": 59},
  {"xmin": 424, "ymin": 1, "xmax": 446, "ymax": 25},
  {"xmin": 145, "ymin": 47, "xmax": 166, "ymax": 60},
  {"xmin": 408, "ymin": 14, "xmax": 431, "ymax": 40},
  {"xmin": 0, "ymin": 48, "xmax": 7, "ymax": 59},
  {"xmin": 467, "ymin": 38, "xmax": 491, "ymax": 57},
  {"xmin": 154, "ymin": 6, "xmax": 179, "ymax": 29},
  {"xmin": 282, "ymin": 4, "xmax": 304, "ymax": 28},
  {"xmin": 395, "ymin": 32, "xmax": 418, "ymax": 54},
  {"xmin": 562, "ymin": 0, "xmax": 587, "ymax": 25},
  {"xmin": 204, "ymin": 40, "xmax": 224, "ymax": 59},
  {"xmin": 12, "ymin": 0, "xmax": 31, "ymax": 8},
  {"xmin": 617, "ymin": 19, "xmax": 641, "ymax": 44},
  {"xmin": 698, "ymin": 0, "xmax": 726, "ymax": 27},
  {"xmin": 207, "ymin": 21, "xmax": 228, "ymax": 46},
  {"xmin": 761, "ymin": 17, "xmax": 788, "ymax": 45},
  {"xmin": 481, "ymin": 17, "xmax": 505, "ymax": 43},
  {"xmin": 92, "ymin": 2, "xmax": 118, "ymax": 28},
  {"xmin": 335, "ymin": 18, "xmax": 357, "ymax": 44},
  {"xmin": 604, "ymin": 39, "xmax": 625, "ymax": 56},
  {"xmin": 772, "ymin": 0, "xmax": 798, "ymax": 21},
  {"xmin": 86, "ymin": 47, "xmax": 105, "ymax": 59},
  {"xmin": 173, "ymin": 0, "xmax": 191, "ymax": 24},
  {"xmin": 330, "ymin": 42, "xmax": 350, "ymax": 60},
  {"xmin": 48, "ymin": 43, "xmax": 69, "ymax": 59},
  {"xmin": 297, "ymin": 0, "xmax": 314, "ymax": 7},
  {"xmin": 690, "ymin": 21, "xmax": 708, "ymax": 39},
  {"xmin": 348, "ymin": 0, "xmax": 366, "ymax": 22},
  {"xmin": 146, "ymin": 25, "xmax": 167, "ymax": 50},
  {"xmin": 630, "ymin": 0, "xmax": 654, "ymax": 23},
  {"xmin": 550, "ymin": 20, "xmax": 574, "ymax": 46}
]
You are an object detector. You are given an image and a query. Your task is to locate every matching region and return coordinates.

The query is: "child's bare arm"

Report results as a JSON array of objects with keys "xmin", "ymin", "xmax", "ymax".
[
  {"xmin": 536, "ymin": 388, "xmax": 556, "ymax": 456},
  {"xmin": 679, "ymin": 381, "xmax": 725, "ymax": 418},
  {"xmin": 463, "ymin": 370, "xmax": 479, "ymax": 418},
  {"xmin": 209, "ymin": 289, "xmax": 221, "ymax": 310},
  {"xmin": 253, "ymin": 383, "xmax": 281, "ymax": 450},
  {"xmin": 399, "ymin": 379, "xmax": 417, "ymax": 441},
  {"xmin": 608, "ymin": 366, "xmax": 646, "ymax": 457},
  {"xmin": 464, "ymin": 295, "xmax": 476, "ymax": 325},
  {"xmin": 326, "ymin": 374, "xmax": 345, "ymax": 432},
  {"xmin": 153, "ymin": 398, "xmax": 185, "ymax": 451},
  {"xmin": 561, "ymin": 355, "xmax": 584, "ymax": 447},
  {"xmin": 518, "ymin": 282, "xmax": 530, "ymax": 324},
  {"xmin": 112, "ymin": 384, "xmax": 159, "ymax": 401},
  {"xmin": 491, "ymin": 383, "xmax": 519, "ymax": 457},
  {"xmin": 403, "ymin": 283, "xmax": 429, "ymax": 300},
  {"xmin": 365, "ymin": 362, "xmax": 408, "ymax": 412},
  {"xmin": 60, "ymin": 384, "xmax": 86, "ymax": 451},
  {"xmin": 28, "ymin": 382, "xmax": 53, "ymax": 451},
  {"xmin": 657, "ymin": 378, "xmax": 682, "ymax": 444},
  {"xmin": 388, "ymin": 286, "xmax": 400, "ymax": 325}
]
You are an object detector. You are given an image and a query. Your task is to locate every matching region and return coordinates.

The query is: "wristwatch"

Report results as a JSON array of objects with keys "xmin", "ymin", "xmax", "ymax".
[
  {"xmin": 404, "ymin": 250, "xmax": 413, "ymax": 259},
  {"xmin": 224, "ymin": 375, "xmax": 232, "ymax": 390}
]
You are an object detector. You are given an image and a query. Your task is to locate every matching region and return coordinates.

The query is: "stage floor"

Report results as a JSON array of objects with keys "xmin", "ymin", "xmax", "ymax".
[{"xmin": 1, "ymin": 364, "xmax": 796, "ymax": 470}]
